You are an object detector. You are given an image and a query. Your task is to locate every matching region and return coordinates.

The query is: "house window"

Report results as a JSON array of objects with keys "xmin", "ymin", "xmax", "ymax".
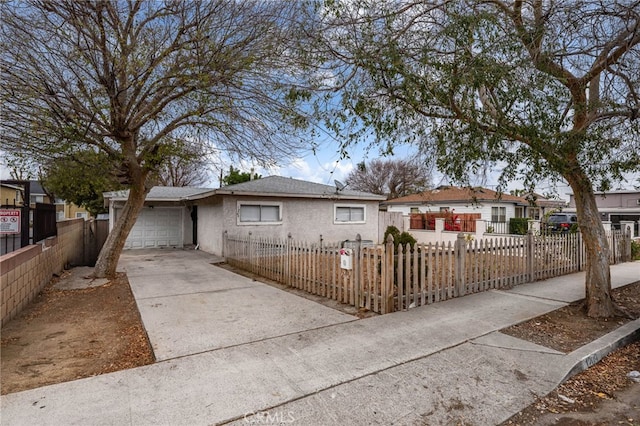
[
  {"xmin": 335, "ymin": 204, "xmax": 365, "ymax": 223},
  {"xmin": 528, "ymin": 208, "xmax": 541, "ymax": 220},
  {"xmin": 515, "ymin": 207, "xmax": 524, "ymax": 218},
  {"xmin": 491, "ymin": 206, "xmax": 506, "ymax": 222},
  {"xmin": 76, "ymin": 212, "xmax": 88, "ymax": 219},
  {"xmin": 410, "ymin": 207, "xmax": 420, "ymax": 214},
  {"xmin": 238, "ymin": 202, "xmax": 281, "ymax": 224},
  {"xmin": 439, "ymin": 207, "xmax": 450, "ymax": 212}
]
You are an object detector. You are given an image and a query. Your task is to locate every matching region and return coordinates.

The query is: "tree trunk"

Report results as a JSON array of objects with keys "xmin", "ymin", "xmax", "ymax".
[
  {"xmin": 566, "ymin": 173, "xmax": 617, "ymax": 318},
  {"xmin": 94, "ymin": 178, "xmax": 149, "ymax": 278}
]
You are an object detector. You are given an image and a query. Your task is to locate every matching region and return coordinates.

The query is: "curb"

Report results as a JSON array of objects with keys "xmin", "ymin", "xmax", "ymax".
[{"xmin": 561, "ymin": 317, "xmax": 640, "ymax": 383}]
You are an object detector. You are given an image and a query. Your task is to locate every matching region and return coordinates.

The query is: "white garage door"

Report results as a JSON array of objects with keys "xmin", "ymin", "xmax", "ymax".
[{"xmin": 125, "ymin": 208, "xmax": 183, "ymax": 249}]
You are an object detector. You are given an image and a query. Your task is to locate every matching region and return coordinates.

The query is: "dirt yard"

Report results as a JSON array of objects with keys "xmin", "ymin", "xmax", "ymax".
[
  {"xmin": 500, "ymin": 281, "xmax": 640, "ymax": 425},
  {"xmin": 1, "ymin": 270, "xmax": 154, "ymax": 395},
  {"xmin": 1, "ymin": 267, "xmax": 638, "ymax": 426}
]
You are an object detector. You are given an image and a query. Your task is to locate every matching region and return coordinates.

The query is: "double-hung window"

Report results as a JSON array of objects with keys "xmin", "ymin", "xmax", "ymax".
[
  {"xmin": 238, "ymin": 202, "xmax": 281, "ymax": 224},
  {"xmin": 491, "ymin": 206, "xmax": 506, "ymax": 223},
  {"xmin": 334, "ymin": 204, "xmax": 365, "ymax": 223}
]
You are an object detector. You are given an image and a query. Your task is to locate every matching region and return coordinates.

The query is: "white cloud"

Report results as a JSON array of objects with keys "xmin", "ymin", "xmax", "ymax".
[{"xmin": 258, "ymin": 157, "xmax": 355, "ymax": 186}]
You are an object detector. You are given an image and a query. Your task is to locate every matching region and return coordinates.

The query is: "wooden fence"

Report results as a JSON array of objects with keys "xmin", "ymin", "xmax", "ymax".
[{"xmin": 223, "ymin": 229, "xmax": 632, "ymax": 315}]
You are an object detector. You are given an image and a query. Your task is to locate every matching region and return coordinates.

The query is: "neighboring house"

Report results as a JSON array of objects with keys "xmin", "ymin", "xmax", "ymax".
[
  {"xmin": 28, "ymin": 181, "xmax": 53, "ymax": 206},
  {"xmin": 103, "ymin": 186, "xmax": 212, "ymax": 249},
  {"xmin": 54, "ymin": 199, "xmax": 92, "ymax": 221},
  {"xmin": 0, "ymin": 183, "xmax": 24, "ymax": 206},
  {"xmin": 382, "ymin": 186, "xmax": 565, "ymax": 232},
  {"xmin": 103, "ymin": 176, "xmax": 386, "ymax": 254},
  {"xmin": 566, "ymin": 190, "xmax": 640, "ymax": 235}
]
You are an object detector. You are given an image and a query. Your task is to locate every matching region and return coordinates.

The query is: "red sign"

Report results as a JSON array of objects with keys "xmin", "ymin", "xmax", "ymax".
[{"xmin": 0, "ymin": 209, "xmax": 21, "ymax": 234}]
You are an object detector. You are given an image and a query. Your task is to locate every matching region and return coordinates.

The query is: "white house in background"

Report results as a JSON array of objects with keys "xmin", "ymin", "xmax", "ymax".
[
  {"xmin": 192, "ymin": 176, "xmax": 385, "ymax": 255},
  {"xmin": 103, "ymin": 176, "xmax": 385, "ymax": 254},
  {"xmin": 382, "ymin": 186, "xmax": 565, "ymax": 233}
]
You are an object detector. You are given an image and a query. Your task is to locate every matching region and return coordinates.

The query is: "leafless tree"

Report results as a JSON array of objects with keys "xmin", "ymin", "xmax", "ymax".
[
  {"xmin": 1, "ymin": 1, "xmax": 313, "ymax": 277},
  {"xmin": 346, "ymin": 158, "xmax": 432, "ymax": 199}
]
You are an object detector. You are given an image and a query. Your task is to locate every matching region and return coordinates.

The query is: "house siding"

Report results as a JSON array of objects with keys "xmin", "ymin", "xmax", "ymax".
[{"xmin": 197, "ymin": 195, "xmax": 380, "ymax": 256}]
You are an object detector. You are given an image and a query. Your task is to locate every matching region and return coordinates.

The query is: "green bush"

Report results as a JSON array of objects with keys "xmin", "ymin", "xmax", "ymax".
[
  {"xmin": 397, "ymin": 231, "xmax": 417, "ymax": 248},
  {"xmin": 632, "ymin": 239, "xmax": 640, "ymax": 260},
  {"xmin": 509, "ymin": 218, "xmax": 529, "ymax": 235},
  {"xmin": 384, "ymin": 225, "xmax": 401, "ymax": 243}
]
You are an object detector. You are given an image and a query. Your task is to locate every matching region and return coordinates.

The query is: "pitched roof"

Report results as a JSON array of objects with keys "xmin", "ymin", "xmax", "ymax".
[
  {"xmin": 103, "ymin": 177, "xmax": 386, "ymax": 203},
  {"xmin": 383, "ymin": 186, "xmax": 528, "ymax": 205},
  {"xmin": 103, "ymin": 186, "xmax": 214, "ymax": 202},
  {"xmin": 210, "ymin": 176, "xmax": 386, "ymax": 201}
]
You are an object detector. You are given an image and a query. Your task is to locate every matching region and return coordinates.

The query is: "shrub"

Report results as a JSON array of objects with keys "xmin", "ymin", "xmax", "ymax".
[
  {"xmin": 632, "ymin": 239, "xmax": 640, "ymax": 260},
  {"xmin": 384, "ymin": 225, "xmax": 401, "ymax": 243},
  {"xmin": 509, "ymin": 218, "xmax": 529, "ymax": 235},
  {"xmin": 397, "ymin": 231, "xmax": 417, "ymax": 248}
]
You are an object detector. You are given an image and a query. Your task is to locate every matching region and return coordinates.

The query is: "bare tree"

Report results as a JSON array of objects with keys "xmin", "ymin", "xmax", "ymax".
[
  {"xmin": 152, "ymin": 140, "xmax": 212, "ymax": 187},
  {"xmin": 1, "ymin": 1, "xmax": 312, "ymax": 277},
  {"xmin": 346, "ymin": 158, "xmax": 431, "ymax": 199},
  {"xmin": 313, "ymin": 0, "xmax": 640, "ymax": 317}
]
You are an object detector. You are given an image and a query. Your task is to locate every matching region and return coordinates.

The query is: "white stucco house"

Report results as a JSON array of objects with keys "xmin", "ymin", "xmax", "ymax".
[
  {"xmin": 382, "ymin": 186, "xmax": 565, "ymax": 233},
  {"xmin": 104, "ymin": 176, "xmax": 386, "ymax": 254}
]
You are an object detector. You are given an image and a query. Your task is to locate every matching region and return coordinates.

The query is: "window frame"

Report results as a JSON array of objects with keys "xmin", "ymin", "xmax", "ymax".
[
  {"xmin": 491, "ymin": 206, "xmax": 507, "ymax": 223},
  {"xmin": 237, "ymin": 201, "xmax": 282, "ymax": 225},
  {"xmin": 334, "ymin": 203, "xmax": 366, "ymax": 224}
]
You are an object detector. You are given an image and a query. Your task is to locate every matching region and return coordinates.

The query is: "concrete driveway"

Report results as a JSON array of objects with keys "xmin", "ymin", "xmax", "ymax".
[{"xmin": 118, "ymin": 249, "xmax": 357, "ymax": 361}]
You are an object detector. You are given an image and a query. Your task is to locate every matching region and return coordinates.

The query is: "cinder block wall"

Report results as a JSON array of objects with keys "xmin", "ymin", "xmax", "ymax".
[{"xmin": 1, "ymin": 219, "xmax": 85, "ymax": 327}]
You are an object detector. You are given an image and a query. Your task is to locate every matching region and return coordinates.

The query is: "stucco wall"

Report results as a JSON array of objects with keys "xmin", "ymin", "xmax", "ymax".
[{"xmin": 196, "ymin": 196, "xmax": 380, "ymax": 256}]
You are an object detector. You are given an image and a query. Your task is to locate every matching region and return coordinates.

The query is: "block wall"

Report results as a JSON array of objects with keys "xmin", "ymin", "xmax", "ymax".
[{"xmin": 1, "ymin": 218, "xmax": 85, "ymax": 327}]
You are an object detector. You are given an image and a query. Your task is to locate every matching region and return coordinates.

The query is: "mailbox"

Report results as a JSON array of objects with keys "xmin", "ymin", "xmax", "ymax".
[{"xmin": 339, "ymin": 248, "xmax": 353, "ymax": 270}]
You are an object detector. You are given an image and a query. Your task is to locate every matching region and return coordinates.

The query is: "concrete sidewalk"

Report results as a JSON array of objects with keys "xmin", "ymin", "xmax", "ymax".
[{"xmin": 1, "ymin": 251, "xmax": 638, "ymax": 425}]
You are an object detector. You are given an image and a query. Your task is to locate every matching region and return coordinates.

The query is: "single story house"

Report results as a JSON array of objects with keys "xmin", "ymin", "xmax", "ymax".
[
  {"xmin": 382, "ymin": 186, "xmax": 565, "ymax": 233},
  {"xmin": 104, "ymin": 176, "xmax": 385, "ymax": 254}
]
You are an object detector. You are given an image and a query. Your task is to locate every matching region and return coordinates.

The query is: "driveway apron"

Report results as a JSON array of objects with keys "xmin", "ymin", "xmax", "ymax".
[{"xmin": 118, "ymin": 249, "xmax": 357, "ymax": 361}]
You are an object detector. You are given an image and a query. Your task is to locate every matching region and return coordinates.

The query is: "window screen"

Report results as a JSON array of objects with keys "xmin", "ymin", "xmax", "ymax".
[
  {"xmin": 239, "ymin": 204, "xmax": 280, "ymax": 222},
  {"xmin": 335, "ymin": 206, "xmax": 365, "ymax": 222}
]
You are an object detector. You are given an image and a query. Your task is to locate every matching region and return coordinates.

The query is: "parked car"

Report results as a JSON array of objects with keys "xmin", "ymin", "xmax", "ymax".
[{"xmin": 544, "ymin": 213, "xmax": 578, "ymax": 233}]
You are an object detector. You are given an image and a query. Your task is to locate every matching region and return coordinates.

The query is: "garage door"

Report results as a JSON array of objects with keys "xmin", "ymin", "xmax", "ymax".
[{"xmin": 125, "ymin": 208, "xmax": 183, "ymax": 249}]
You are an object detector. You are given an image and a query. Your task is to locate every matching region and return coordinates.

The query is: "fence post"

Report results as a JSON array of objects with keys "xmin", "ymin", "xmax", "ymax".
[
  {"xmin": 455, "ymin": 233, "xmax": 466, "ymax": 296},
  {"xmin": 222, "ymin": 230, "xmax": 227, "ymax": 258},
  {"xmin": 624, "ymin": 226, "xmax": 632, "ymax": 262},
  {"xmin": 384, "ymin": 234, "xmax": 395, "ymax": 314},
  {"xmin": 354, "ymin": 234, "xmax": 362, "ymax": 309},
  {"xmin": 285, "ymin": 233, "xmax": 292, "ymax": 286},
  {"xmin": 248, "ymin": 232, "xmax": 253, "ymax": 272},
  {"xmin": 526, "ymin": 230, "xmax": 535, "ymax": 283}
]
